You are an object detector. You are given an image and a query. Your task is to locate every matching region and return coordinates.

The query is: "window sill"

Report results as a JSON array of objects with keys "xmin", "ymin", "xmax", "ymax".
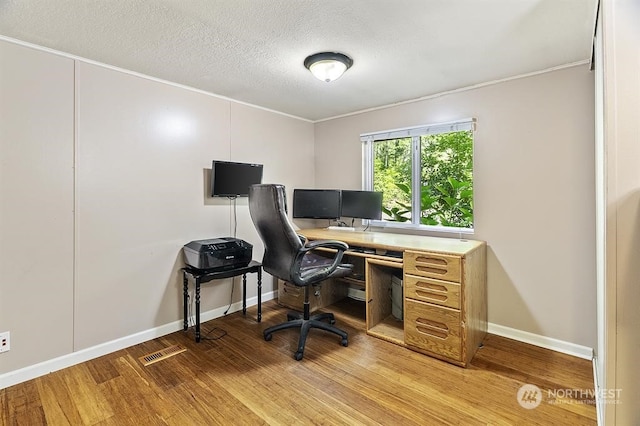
[{"xmin": 366, "ymin": 220, "xmax": 475, "ymax": 238}]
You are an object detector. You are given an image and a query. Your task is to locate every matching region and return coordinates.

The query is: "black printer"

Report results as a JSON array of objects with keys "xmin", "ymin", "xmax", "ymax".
[{"xmin": 183, "ymin": 237, "xmax": 253, "ymax": 271}]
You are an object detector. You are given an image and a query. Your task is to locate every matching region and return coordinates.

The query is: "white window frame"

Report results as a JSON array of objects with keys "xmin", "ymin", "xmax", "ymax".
[{"xmin": 362, "ymin": 118, "xmax": 476, "ymax": 234}]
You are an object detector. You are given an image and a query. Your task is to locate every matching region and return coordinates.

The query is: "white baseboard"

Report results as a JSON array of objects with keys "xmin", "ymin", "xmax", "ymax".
[
  {"xmin": 0, "ymin": 291, "xmax": 276, "ymax": 390},
  {"xmin": 488, "ymin": 322, "xmax": 594, "ymax": 360}
]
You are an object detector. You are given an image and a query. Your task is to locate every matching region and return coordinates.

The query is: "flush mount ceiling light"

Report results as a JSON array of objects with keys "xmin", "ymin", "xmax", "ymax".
[{"xmin": 304, "ymin": 52, "xmax": 353, "ymax": 83}]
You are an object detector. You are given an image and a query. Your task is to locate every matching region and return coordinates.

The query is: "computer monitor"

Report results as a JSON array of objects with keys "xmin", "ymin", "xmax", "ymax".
[
  {"xmin": 292, "ymin": 189, "xmax": 341, "ymax": 219},
  {"xmin": 211, "ymin": 160, "xmax": 263, "ymax": 197},
  {"xmin": 341, "ymin": 190, "xmax": 383, "ymax": 220}
]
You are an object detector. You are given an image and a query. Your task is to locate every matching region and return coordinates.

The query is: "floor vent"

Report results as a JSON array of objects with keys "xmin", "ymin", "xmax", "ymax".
[{"xmin": 139, "ymin": 345, "xmax": 186, "ymax": 366}]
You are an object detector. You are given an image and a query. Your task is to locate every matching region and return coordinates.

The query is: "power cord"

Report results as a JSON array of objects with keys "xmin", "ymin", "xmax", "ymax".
[
  {"xmin": 224, "ymin": 278, "xmax": 234, "ymax": 315},
  {"xmin": 228, "ymin": 196, "xmax": 238, "ymax": 238},
  {"xmin": 200, "ymin": 327, "xmax": 227, "ymax": 341},
  {"xmin": 185, "ymin": 290, "xmax": 228, "ymax": 341}
]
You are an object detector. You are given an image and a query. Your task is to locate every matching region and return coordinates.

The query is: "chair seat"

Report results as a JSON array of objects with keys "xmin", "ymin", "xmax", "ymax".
[{"xmin": 299, "ymin": 253, "xmax": 353, "ymax": 284}]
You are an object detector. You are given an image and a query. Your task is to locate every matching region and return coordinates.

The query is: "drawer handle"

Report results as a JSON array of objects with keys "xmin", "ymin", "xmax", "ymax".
[
  {"xmin": 416, "ymin": 281, "xmax": 446, "ymax": 291},
  {"xmin": 283, "ymin": 287, "xmax": 300, "ymax": 295},
  {"xmin": 414, "ymin": 256, "xmax": 447, "ymax": 266},
  {"xmin": 415, "ymin": 317, "xmax": 449, "ymax": 339},
  {"xmin": 415, "ymin": 281, "xmax": 448, "ymax": 302},
  {"xmin": 415, "ymin": 290, "xmax": 447, "ymax": 302},
  {"xmin": 414, "ymin": 265, "xmax": 448, "ymax": 276}
]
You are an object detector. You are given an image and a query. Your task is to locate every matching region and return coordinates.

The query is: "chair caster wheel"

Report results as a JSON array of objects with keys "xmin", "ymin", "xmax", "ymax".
[
  {"xmin": 341, "ymin": 338, "xmax": 348, "ymax": 347},
  {"xmin": 264, "ymin": 333, "xmax": 272, "ymax": 341},
  {"xmin": 287, "ymin": 313, "xmax": 296, "ymax": 321},
  {"xmin": 294, "ymin": 351, "xmax": 304, "ymax": 361}
]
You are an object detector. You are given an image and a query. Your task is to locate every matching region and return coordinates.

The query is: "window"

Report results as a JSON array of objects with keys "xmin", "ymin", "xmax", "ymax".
[{"xmin": 362, "ymin": 119, "xmax": 475, "ymax": 232}]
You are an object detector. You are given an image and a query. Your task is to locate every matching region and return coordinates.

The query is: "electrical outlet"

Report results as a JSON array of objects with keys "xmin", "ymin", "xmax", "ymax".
[{"xmin": 0, "ymin": 331, "xmax": 10, "ymax": 353}]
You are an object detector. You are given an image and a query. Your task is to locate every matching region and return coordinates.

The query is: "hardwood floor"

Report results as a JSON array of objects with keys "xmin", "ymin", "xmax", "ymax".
[{"xmin": 1, "ymin": 299, "xmax": 596, "ymax": 425}]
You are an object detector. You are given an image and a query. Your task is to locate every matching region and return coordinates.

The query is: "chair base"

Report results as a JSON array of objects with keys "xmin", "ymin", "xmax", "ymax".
[{"xmin": 264, "ymin": 310, "xmax": 348, "ymax": 360}]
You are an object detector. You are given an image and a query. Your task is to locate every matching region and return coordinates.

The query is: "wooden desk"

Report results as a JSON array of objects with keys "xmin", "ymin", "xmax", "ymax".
[
  {"xmin": 289, "ymin": 228, "xmax": 487, "ymax": 367},
  {"xmin": 182, "ymin": 260, "xmax": 262, "ymax": 342}
]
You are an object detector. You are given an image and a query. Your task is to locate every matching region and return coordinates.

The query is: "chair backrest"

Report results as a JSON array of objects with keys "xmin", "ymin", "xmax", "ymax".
[{"xmin": 248, "ymin": 184, "xmax": 303, "ymax": 282}]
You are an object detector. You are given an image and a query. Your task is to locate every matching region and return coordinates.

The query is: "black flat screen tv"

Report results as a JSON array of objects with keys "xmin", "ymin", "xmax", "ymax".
[
  {"xmin": 211, "ymin": 160, "xmax": 263, "ymax": 197},
  {"xmin": 292, "ymin": 189, "xmax": 341, "ymax": 219},
  {"xmin": 341, "ymin": 190, "xmax": 383, "ymax": 220}
]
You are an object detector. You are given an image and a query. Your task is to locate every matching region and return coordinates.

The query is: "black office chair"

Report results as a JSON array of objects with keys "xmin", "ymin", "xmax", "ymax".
[{"xmin": 248, "ymin": 184, "xmax": 352, "ymax": 360}]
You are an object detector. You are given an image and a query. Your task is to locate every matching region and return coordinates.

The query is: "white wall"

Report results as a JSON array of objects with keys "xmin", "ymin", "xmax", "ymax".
[
  {"xmin": 0, "ymin": 40, "xmax": 75, "ymax": 371},
  {"xmin": 314, "ymin": 65, "xmax": 597, "ymax": 349},
  {"xmin": 74, "ymin": 62, "xmax": 234, "ymax": 349},
  {"xmin": 0, "ymin": 39, "xmax": 314, "ymax": 376}
]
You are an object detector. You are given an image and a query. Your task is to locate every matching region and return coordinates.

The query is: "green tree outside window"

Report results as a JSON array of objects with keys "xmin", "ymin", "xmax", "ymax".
[{"xmin": 371, "ymin": 130, "xmax": 473, "ymax": 229}]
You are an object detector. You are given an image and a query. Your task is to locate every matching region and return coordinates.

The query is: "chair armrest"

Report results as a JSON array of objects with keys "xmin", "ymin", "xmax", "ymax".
[
  {"xmin": 301, "ymin": 239, "xmax": 349, "ymax": 253},
  {"xmin": 290, "ymin": 239, "xmax": 350, "ymax": 286},
  {"xmin": 297, "ymin": 234, "xmax": 308, "ymax": 245}
]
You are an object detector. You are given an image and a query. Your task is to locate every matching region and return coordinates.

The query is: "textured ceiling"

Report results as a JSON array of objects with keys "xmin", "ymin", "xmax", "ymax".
[{"xmin": 0, "ymin": 0, "xmax": 597, "ymax": 121}]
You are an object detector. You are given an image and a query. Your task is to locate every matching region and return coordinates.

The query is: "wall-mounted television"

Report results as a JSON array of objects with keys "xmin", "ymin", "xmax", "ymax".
[
  {"xmin": 292, "ymin": 189, "xmax": 341, "ymax": 219},
  {"xmin": 341, "ymin": 190, "xmax": 383, "ymax": 220},
  {"xmin": 211, "ymin": 160, "xmax": 263, "ymax": 197}
]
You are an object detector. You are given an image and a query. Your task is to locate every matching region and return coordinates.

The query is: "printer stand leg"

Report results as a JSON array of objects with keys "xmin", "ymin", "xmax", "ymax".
[
  {"xmin": 195, "ymin": 280, "xmax": 201, "ymax": 342},
  {"xmin": 242, "ymin": 274, "xmax": 247, "ymax": 316},
  {"xmin": 183, "ymin": 272, "xmax": 189, "ymax": 331}
]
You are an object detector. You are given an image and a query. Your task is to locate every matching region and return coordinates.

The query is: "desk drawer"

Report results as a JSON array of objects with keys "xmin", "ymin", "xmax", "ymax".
[
  {"xmin": 404, "ymin": 299, "xmax": 461, "ymax": 361},
  {"xmin": 404, "ymin": 251, "xmax": 461, "ymax": 283},
  {"xmin": 277, "ymin": 279, "xmax": 346, "ymax": 312},
  {"xmin": 278, "ymin": 280, "xmax": 303, "ymax": 308},
  {"xmin": 404, "ymin": 274, "xmax": 461, "ymax": 310}
]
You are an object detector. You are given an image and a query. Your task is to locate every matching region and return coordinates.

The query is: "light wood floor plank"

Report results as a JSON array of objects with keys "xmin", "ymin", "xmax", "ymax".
[{"xmin": 0, "ymin": 299, "xmax": 596, "ymax": 425}]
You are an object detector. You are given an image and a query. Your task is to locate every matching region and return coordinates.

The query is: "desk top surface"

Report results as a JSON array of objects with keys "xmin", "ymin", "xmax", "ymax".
[{"xmin": 298, "ymin": 228, "xmax": 484, "ymax": 256}]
